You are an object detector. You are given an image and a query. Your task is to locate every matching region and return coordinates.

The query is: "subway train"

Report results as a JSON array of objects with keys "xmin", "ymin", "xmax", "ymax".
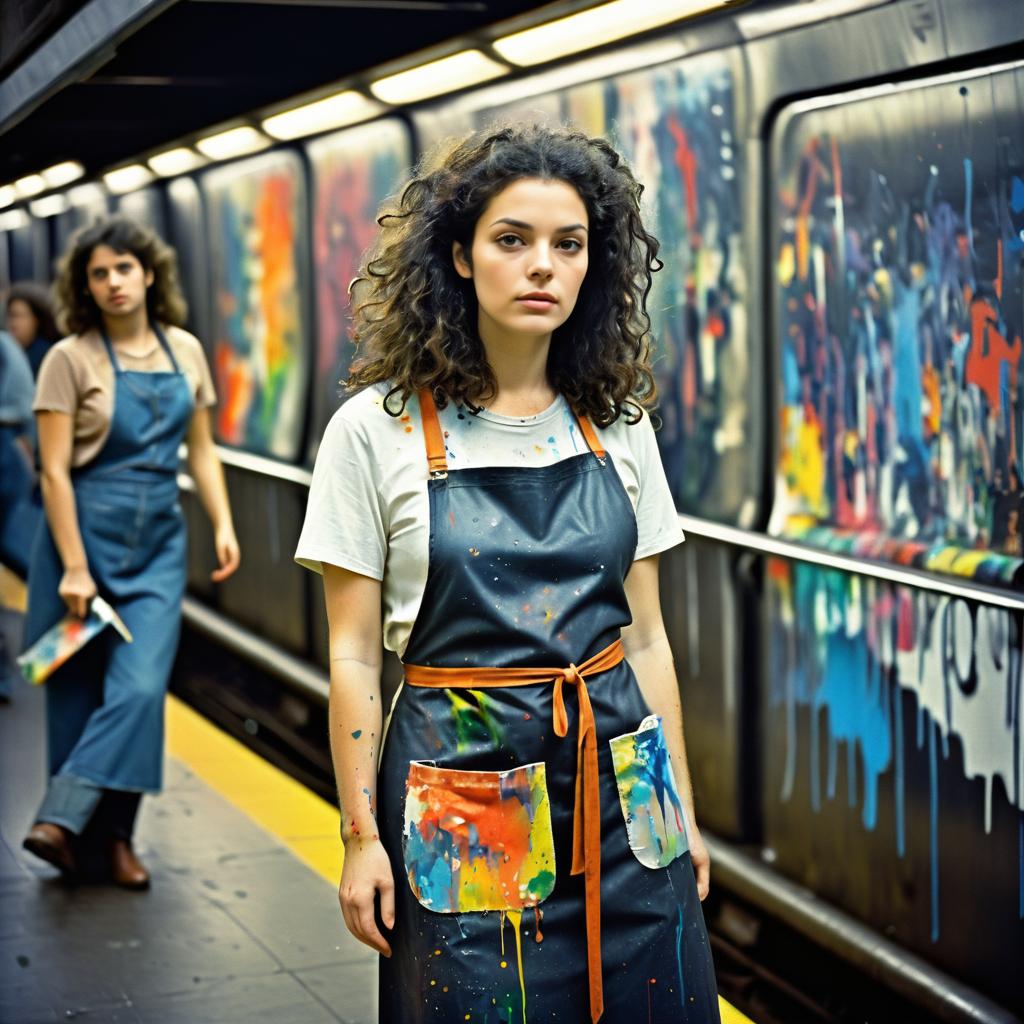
[{"xmin": 2, "ymin": 0, "xmax": 1022, "ymax": 1020}]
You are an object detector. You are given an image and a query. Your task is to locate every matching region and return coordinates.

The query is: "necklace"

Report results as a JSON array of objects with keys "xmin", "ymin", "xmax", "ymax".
[{"xmin": 114, "ymin": 336, "xmax": 161, "ymax": 359}]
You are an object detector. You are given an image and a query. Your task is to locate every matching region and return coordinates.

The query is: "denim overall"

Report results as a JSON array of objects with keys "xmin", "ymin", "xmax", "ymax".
[
  {"xmin": 26, "ymin": 325, "xmax": 192, "ymax": 834},
  {"xmin": 376, "ymin": 392, "xmax": 720, "ymax": 1023}
]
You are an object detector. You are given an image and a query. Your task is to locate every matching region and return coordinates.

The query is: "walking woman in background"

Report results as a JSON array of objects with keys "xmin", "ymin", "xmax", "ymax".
[
  {"xmin": 296, "ymin": 125, "xmax": 721, "ymax": 1022},
  {"xmin": 22, "ymin": 216, "xmax": 240, "ymax": 888},
  {"xmin": 5, "ymin": 281, "xmax": 61, "ymax": 379}
]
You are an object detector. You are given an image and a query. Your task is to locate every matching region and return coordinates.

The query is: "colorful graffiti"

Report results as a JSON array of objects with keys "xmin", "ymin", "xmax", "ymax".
[
  {"xmin": 767, "ymin": 558, "xmax": 1023, "ymax": 1001},
  {"xmin": 475, "ymin": 53, "xmax": 750, "ymax": 523},
  {"xmin": 609, "ymin": 715, "xmax": 689, "ymax": 868},
  {"xmin": 204, "ymin": 152, "xmax": 308, "ymax": 460},
  {"xmin": 308, "ymin": 120, "xmax": 411, "ymax": 454},
  {"xmin": 772, "ymin": 66, "xmax": 1024, "ymax": 582},
  {"xmin": 403, "ymin": 760, "xmax": 556, "ymax": 913}
]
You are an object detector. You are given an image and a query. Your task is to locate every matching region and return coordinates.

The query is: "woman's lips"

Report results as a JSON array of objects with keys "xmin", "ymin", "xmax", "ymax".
[{"xmin": 517, "ymin": 297, "xmax": 556, "ymax": 310}]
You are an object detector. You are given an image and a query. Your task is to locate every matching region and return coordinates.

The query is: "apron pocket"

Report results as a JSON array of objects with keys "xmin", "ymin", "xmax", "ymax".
[
  {"xmin": 402, "ymin": 760, "xmax": 556, "ymax": 913},
  {"xmin": 609, "ymin": 714, "xmax": 690, "ymax": 869}
]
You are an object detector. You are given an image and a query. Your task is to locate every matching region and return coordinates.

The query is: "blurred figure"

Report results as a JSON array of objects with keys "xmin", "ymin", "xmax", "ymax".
[
  {"xmin": 0, "ymin": 329, "xmax": 35, "ymax": 701},
  {"xmin": 21, "ymin": 216, "xmax": 240, "ymax": 888},
  {"xmin": 5, "ymin": 282, "xmax": 60, "ymax": 379}
]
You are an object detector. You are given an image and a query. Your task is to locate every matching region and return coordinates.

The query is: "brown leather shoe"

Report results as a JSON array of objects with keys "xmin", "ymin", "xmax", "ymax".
[
  {"xmin": 23, "ymin": 822, "xmax": 78, "ymax": 876},
  {"xmin": 109, "ymin": 839, "xmax": 150, "ymax": 890}
]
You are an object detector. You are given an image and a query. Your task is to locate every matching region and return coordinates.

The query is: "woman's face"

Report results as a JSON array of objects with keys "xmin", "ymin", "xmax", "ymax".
[
  {"xmin": 453, "ymin": 177, "xmax": 589, "ymax": 347},
  {"xmin": 85, "ymin": 244, "xmax": 153, "ymax": 321},
  {"xmin": 6, "ymin": 298, "xmax": 39, "ymax": 347}
]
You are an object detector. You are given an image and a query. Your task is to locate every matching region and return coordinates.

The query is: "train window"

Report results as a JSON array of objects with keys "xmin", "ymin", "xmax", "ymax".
[
  {"xmin": 201, "ymin": 150, "xmax": 311, "ymax": 462},
  {"xmin": 8, "ymin": 219, "xmax": 39, "ymax": 283},
  {"xmin": 305, "ymin": 118, "xmax": 412, "ymax": 460},
  {"xmin": 0, "ymin": 229, "xmax": 10, "ymax": 292},
  {"xmin": 117, "ymin": 186, "xmax": 168, "ymax": 239},
  {"xmin": 459, "ymin": 50, "xmax": 755, "ymax": 525},
  {"xmin": 770, "ymin": 62, "xmax": 1024, "ymax": 583},
  {"xmin": 166, "ymin": 176, "xmax": 212, "ymax": 347}
]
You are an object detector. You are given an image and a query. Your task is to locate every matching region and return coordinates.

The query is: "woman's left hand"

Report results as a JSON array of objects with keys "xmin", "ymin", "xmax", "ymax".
[
  {"xmin": 688, "ymin": 823, "xmax": 711, "ymax": 901},
  {"xmin": 211, "ymin": 524, "xmax": 240, "ymax": 582}
]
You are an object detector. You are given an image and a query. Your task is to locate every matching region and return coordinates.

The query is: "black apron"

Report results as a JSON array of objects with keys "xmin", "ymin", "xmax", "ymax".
[{"xmin": 377, "ymin": 391, "xmax": 720, "ymax": 1023}]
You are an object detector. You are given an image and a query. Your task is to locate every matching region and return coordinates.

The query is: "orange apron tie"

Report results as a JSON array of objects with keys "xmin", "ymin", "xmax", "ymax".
[{"xmin": 402, "ymin": 637, "xmax": 623, "ymax": 1023}]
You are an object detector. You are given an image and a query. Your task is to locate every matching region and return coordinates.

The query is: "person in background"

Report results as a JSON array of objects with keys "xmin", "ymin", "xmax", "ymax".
[
  {"xmin": 0, "ymin": 330, "xmax": 36, "ymax": 701},
  {"xmin": 21, "ymin": 216, "xmax": 240, "ymax": 888},
  {"xmin": 5, "ymin": 281, "xmax": 61, "ymax": 379}
]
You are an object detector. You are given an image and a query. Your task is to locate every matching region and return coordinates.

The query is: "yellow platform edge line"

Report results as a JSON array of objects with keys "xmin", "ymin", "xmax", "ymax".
[{"xmin": 164, "ymin": 694, "xmax": 753, "ymax": 1024}]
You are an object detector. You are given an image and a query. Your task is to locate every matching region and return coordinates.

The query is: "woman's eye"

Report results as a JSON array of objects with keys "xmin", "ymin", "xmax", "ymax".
[
  {"xmin": 496, "ymin": 234, "xmax": 523, "ymax": 247},
  {"xmin": 558, "ymin": 238, "xmax": 584, "ymax": 252}
]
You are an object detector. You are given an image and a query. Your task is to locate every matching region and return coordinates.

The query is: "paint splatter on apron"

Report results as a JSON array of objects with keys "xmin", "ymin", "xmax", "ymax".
[{"xmin": 376, "ymin": 391, "xmax": 720, "ymax": 1023}]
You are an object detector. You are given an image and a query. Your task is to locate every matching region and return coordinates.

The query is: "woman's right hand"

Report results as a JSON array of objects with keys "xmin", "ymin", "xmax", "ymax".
[
  {"xmin": 58, "ymin": 566, "xmax": 97, "ymax": 618},
  {"xmin": 338, "ymin": 836, "xmax": 395, "ymax": 956}
]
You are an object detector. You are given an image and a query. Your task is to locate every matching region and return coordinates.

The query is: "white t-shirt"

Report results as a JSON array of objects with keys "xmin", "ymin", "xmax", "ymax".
[{"xmin": 295, "ymin": 384, "xmax": 684, "ymax": 658}]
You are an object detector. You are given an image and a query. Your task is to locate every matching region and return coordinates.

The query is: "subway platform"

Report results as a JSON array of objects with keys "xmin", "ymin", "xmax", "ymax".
[
  {"xmin": 0, "ymin": 676, "xmax": 375, "ymax": 1024},
  {"xmin": 1, "ymin": 671, "xmax": 751, "ymax": 1024}
]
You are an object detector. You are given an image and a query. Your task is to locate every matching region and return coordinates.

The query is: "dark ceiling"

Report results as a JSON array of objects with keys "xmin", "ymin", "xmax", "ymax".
[{"xmin": 0, "ymin": 0, "xmax": 561, "ymax": 182}]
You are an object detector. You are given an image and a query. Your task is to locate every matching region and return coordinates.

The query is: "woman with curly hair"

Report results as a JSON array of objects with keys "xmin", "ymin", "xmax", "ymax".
[
  {"xmin": 296, "ymin": 124, "xmax": 720, "ymax": 1023},
  {"xmin": 5, "ymin": 280, "xmax": 61, "ymax": 379},
  {"xmin": 22, "ymin": 215, "xmax": 240, "ymax": 888}
]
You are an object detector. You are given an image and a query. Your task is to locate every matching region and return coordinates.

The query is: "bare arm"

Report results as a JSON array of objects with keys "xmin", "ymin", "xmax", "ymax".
[
  {"xmin": 185, "ymin": 407, "xmax": 239, "ymax": 582},
  {"xmin": 322, "ymin": 562, "xmax": 395, "ymax": 955},
  {"xmin": 621, "ymin": 553, "xmax": 710, "ymax": 899},
  {"xmin": 36, "ymin": 411, "xmax": 95, "ymax": 617}
]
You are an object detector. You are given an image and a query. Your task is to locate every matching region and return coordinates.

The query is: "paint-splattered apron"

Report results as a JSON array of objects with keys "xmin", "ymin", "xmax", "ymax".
[
  {"xmin": 25, "ymin": 325, "xmax": 192, "ymax": 792},
  {"xmin": 376, "ymin": 391, "xmax": 720, "ymax": 1023}
]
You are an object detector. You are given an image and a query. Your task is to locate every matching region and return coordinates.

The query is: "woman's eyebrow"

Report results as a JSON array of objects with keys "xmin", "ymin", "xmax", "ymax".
[{"xmin": 490, "ymin": 217, "xmax": 588, "ymax": 233}]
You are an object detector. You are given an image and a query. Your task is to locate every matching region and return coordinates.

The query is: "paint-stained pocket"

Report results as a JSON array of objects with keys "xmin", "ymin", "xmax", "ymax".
[
  {"xmin": 402, "ymin": 760, "xmax": 556, "ymax": 913},
  {"xmin": 609, "ymin": 715, "xmax": 689, "ymax": 869}
]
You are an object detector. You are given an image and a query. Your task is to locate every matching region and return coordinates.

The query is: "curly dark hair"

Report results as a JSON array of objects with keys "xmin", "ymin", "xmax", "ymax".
[
  {"xmin": 5, "ymin": 281, "xmax": 60, "ymax": 341},
  {"xmin": 54, "ymin": 215, "xmax": 188, "ymax": 335},
  {"xmin": 348, "ymin": 123, "xmax": 661, "ymax": 426}
]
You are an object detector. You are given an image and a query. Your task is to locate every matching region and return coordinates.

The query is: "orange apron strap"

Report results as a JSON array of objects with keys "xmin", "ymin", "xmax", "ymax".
[
  {"xmin": 574, "ymin": 411, "xmax": 606, "ymax": 461},
  {"xmin": 417, "ymin": 388, "xmax": 448, "ymax": 476}
]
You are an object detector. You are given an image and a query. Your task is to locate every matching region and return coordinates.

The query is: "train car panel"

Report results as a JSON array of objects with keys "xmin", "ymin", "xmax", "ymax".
[
  {"xmin": 117, "ymin": 185, "xmax": 168, "ymax": 238},
  {"xmin": 762, "ymin": 63, "xmax": 1024, "ymax": 1010},
  {"xmin": 202, "ymin": 150, "xmax": 311, "ymax": 463},
  {"xmin": 166, "ymin": 176, "xmax": 213, "ymax": 352},
  {"xmin": 305, "ymin": 118, "xmax": 413, "ymax": 460}
]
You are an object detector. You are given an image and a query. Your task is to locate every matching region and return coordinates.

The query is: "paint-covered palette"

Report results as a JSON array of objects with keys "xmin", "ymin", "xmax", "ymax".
[
  {"xmin": 609, "ymin": 715, "xmax": 690, "ymax": 869},
  {"xmin": 403, "ymin": 760, "xmax": 556, "ymax": 913}
]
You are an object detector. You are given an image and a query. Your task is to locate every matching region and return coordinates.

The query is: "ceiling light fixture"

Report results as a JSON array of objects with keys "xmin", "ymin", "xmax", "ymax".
[
  {"xmin": 0, "ymin": 185, "xmax": 16, "ymax": 209},
  {"xmin": 0, "ymin": 209, "xmax": 30, "ymax": 231},
  {"xmin": 41, "ymin": 161, "xmax": 85, "ymax": 188},
  {"xmin": 493, "ymin": 0, "xmax": 727, "ymax": 66},
  {"xmin": 262, "ymin": 90, "xmax": 383, "ymax": 140},
  {"xmin": 195, "ymin": 126, "xmax": 270, "ymax": 161},
  {"xmin": 14, "ymin": 173, "xmax": 46, "ymax": 198},
  {"xmin": 66, "ymin": 183, "xmax": 107, "ymax": 208},
  {"xmin": 103, "ymin": 164, "xmax": 156, "ymax": 195},
  {"xmin": 148, "ymin": 147, "xmax": 207, "ymax": 177},
  {"xmin": 370, "ymin": 50, "xmax": 508, "ymax": 105},
  {"xmin": 30, "ymin": 194, "xmax": 70, "ymax": 218}
]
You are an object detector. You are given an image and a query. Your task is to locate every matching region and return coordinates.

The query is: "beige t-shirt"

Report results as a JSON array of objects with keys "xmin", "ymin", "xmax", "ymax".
[{"xmin": 33, "ymin": 325, "xmax": 217, "ymax": 468}]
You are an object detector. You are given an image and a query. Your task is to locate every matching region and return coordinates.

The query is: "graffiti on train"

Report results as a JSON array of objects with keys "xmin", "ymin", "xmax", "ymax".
[
  {"xmin": 308, "ymin": 121, "xmax": 411, "ymax": 448},
  {"xmin": 204, "ymin": 152, "xmax": 309, "ymax": 461},
  {"xmin": 477, "ymin": 54, "xmax": 750, "ymax": 523},
  {"xmin": 772, "ymin": 68, "xmax": 1024, "ymax": 581},
  {"xmin": 768, "ymin": 559, "xmax": 1023, "ymax": 939}
]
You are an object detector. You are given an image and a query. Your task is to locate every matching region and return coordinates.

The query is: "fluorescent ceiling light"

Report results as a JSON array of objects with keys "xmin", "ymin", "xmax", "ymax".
[
  {"xmin": 14, "ymin": 173, "xmax": 46, "ymax": 197},
  {"xmin": 103, "ymin": 164, "xmax": 156, "ymax": 195},
  {"xmin": 148, "ymin": 147, "xmax": 206, "ymax": 177},
  {"xmin": 262, "ymin": 90, "xmax": 382, "ymax": 140},
  {"xmin": 195, "ymin": 126, "xmax": 270, "ymax": 160},
  {"xmin": 0, "ymin": 185, "xmax": 16, "ymax": 209},
  {"xmin": 67, "ymin": 183, "xmax": 107, "ymax": 207},
  {"xmin": 494, "ymin": 0, "xmax": 726, "ymax": 66},
  {"xmin": 370, "ymin": 50, "xmax": 508, "ymax": 105},
  {"xmin": 0, "ymin": 209, "xmax": 30, "ymax": 231},
  {"xmin": 30, "ymin": 194, "xmax": 69, "ymax": 218},
  {"xmin": 41, "ymin": 161, "xmax": 84, "ymax": 188}
]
